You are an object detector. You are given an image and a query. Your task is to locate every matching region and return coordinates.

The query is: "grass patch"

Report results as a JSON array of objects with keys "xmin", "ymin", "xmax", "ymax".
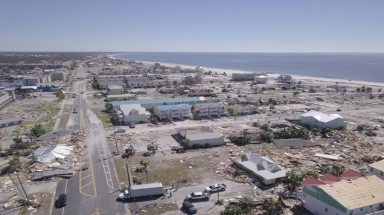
[
  {"xmin": 16, "ymin": 100, "xmax": 62, "ymax": 135},
  {"xmin": 58, "ymin": 112, "xmax": 70, "ymax": 129},
  {"xmin": 137, "ymin": 202, "xmax": 179, "ymax": 215},
  {"xmin": 113, "ymin": 157, "xmax": 129, "ymax": 186},
  {"xmin": 91, "ymin": 108, "xmax": 113, "ymax": 128},
  {"xmin": 130, "ymin": 159, "xmax": 190, "ymax": 187}
]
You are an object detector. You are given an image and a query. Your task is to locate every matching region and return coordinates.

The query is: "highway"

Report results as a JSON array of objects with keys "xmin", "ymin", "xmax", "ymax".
[{"xmin": 52, "ymin": 62, "xmax": 127, "ymax": 215}]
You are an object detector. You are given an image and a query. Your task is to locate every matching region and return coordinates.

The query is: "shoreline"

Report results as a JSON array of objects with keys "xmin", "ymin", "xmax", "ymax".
[{"xmin": 111, "ymin": 55, "xmax": 384, "ymax": 88}]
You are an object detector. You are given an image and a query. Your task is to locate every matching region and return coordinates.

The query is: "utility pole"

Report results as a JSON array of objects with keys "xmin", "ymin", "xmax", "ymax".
[
  {"xmin": 8, "ymin": 174, "xmax": 23, "ymax": 199},
  {"xmin": 126, "ymin": 163, "xmax": 131, "ymax": 187},
  {"xmin": 16, "ymin": 174, "xmax": 29, "ymax": 202},
  {"xmin": 114, "ymin": 133, "xmax": 120, "ymax": 154}
]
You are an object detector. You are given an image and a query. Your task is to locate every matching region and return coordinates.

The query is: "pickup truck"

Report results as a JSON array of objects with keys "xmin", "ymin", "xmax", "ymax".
[
  {"xmin": 185, "ymin": 192, "xmax": 210, "ymax": 201},
  {"xmin": 204, "ymin": 183, "xmax": 226, "ymax": 193}
]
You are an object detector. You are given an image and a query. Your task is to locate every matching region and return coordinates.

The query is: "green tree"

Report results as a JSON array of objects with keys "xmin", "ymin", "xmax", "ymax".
[
  {"xmin": 30, "ymin": 124, "xmax": 46, "ymax": 138},
  {"xmin": 283, "ymin": 171, "xmax": 303, "ymax": 191},
  {"xmin": 261, "ymin": 197, "xmax": 283, "ymax": 215},
  {"xmin": 124, "ymin": 145, "xmax": 135, "ymax": 156},
  {"xmin": 147, "ymin": 144, "xmax": 157, "ymax": 154},
  {"xmin": 227, "ymin": 107, "xmax": 235, "ymax": 116},
  {"xmin": 105, "ymin": 103, "xmax": 114, "ymax": 114},
  {"xmin": 180, "ymin": 139, "xmax": 190, "ymax": 148}
]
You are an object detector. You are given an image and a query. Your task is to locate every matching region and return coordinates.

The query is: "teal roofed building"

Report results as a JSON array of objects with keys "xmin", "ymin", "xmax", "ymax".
[
  {"xmin": 302, "ymin": 175, "xmax": 384, "ymax": 215},
  {"xmin": 154, "ymin": 104, "xmax": 192, "ymax": 121}
]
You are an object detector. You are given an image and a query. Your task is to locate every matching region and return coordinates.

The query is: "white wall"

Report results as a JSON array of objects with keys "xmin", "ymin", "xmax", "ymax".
[{"xmin": 188, "ymin": 136, "xmax": 224, "ymax": 147}]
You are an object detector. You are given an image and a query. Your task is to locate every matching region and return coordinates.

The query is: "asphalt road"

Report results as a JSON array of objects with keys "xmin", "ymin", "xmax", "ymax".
[{"xmin": 52, "ymin": 64, "xmax": 127, "ymax": 215}]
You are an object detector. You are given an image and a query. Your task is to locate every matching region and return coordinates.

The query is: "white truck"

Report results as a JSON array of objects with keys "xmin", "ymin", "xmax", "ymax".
[{"xmin": 118, "ymin": 183, "xmax": 164, "ymax": 200}]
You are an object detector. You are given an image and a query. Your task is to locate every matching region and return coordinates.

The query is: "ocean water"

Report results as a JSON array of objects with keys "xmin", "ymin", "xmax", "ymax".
[{"xmin": 116, "ymin": 52, "xmax": 384, "ymax": 83}]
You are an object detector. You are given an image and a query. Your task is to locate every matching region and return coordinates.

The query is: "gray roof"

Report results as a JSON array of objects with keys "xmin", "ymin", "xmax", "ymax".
[
  {"xmin": 186, "ymin": 132, "xmax": 223, "ymax": 141},
  {"xmin": 236, "ymin": 152, "xmax": 287, "ymax": 180},
  {"xmin": 272, "ymin": 139, "xmax": 316, "ymax": 148},
  {"xmin": 0, "ymin": 116, "xmax": 22, "ymax": 125}
]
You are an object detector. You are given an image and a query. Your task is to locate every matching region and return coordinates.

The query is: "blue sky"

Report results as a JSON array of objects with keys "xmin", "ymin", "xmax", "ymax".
[{"xmin": 1, "ymin": 0, "xmax": 383, "ymax": 52}]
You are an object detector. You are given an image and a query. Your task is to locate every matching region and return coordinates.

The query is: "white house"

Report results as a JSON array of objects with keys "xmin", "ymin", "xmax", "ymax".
[
  {"xmin": 235, "ymin": 152, "xmax": 287, "ymax": 185},
  {"xmin": 303, "ymin": 175, "xmax": 384, "ymax": 215},
  {"xmin": 117, "ymin": 104, "xmax": 150, "ymax": 124},
  {"xmin": 185, "ymin": 132, "xmax": 224, "ymax": 148},
  {"xmin": 300, "ymin": 110, "xmax": 347, "ymax": 129},
  {"xmin": 154, "ymin": 104, "xmax": 192, "ymax": 121},
  {"xmin": 369, "ymin": 160, "xmax": 384, "ymax": 180},
  {"xmin": 254, "ymin": 75, "xmax": 267, "ymax": 84}
]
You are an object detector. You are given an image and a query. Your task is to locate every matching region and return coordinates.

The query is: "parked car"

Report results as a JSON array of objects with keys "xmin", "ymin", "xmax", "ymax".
[
  {"xmin": 129, "ymin": 122, "xmax": 135, "ymax": 128},
  {"xmin": 55, "ymin": 194, "xmax": 67, "ymax": 208},
  {"xmin": 185, "ymin": 192, "xmax": 210, "ymax": 201},
  {"xmin": 204, "ymin": 183, "xmax": 226, "ymax": 193},
  {"xmin": 143, "ymin": 151, "xmax": 154, "ymax": 157},
  {"xmin": 182, "ymin": 200, "xmax": 197, "ymax": 214},
  {"xmin": 114, "ymin": 128, "xmax": 126, "ymax": 133}
]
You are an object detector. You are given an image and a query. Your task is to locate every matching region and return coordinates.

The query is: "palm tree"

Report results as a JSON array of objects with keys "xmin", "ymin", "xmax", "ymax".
[
  {"xmin": 139, "ymin": 160, "xmax": 149, "ymax": 183},
  {"xmin": 147, "ymin": 144, "xmax": 156, "ymax": 154},
  {"xmin": 331, "ymin": 163, "xmax": 345, "ymax": 177},
  {"xmin": 261, "ymin": 197, "xmax": 283, "ymax": 215},
  {"xmin": 283, "ymin": 171, "xmax": 303, "ymax": 191}
]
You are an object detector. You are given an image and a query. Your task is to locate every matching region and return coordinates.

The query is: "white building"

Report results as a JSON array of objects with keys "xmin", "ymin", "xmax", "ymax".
[
  {"xmin": 185, "ymin": 132, "xmax": 224, "ymax": 148},
  {"xmin": 369, "ymin": 160, "xmax": 384, "ymax": 180},
  {"xmin": 107, "ymin": 84, "xmax": 123, "ymax": 95},
  {"xmin": 300, "ymin": 110, "xmax": 347, "ymax": 129},
  {"xmin": 235, "ymin": 152, "xmax": 287, "ymax": 185},
  {"xmin": 154, "ymin": 104, "xmax": 192, "ymax": 121},
  {"xmin": 303, "ymin": 175, "xmax": 384, "ymax": 215},
  {"xmin": 117, "ymin": 104, "xmax": 150, "ymax": 124},
  {"xmin": 254, "ymin": 75, "xmax": 267, "ymax": 84},
  {"xmin": 192, "ymin": 103, "xmax": 228, "ymax": 118}
]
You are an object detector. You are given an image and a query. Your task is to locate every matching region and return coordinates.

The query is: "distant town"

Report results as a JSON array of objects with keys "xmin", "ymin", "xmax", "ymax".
[{"xmin": 1, "ymin": 53, "xmax": 384, "ymax": 215}]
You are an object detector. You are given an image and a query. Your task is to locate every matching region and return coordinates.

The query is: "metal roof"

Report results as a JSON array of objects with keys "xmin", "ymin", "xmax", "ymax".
[
  {"xmin": 0, "ymin": 116, "xmax": 22, "ymax": 124},
  {"xmin": 318, "ymin": 175, "xmax": 384, "ymax": 210},
  {"xmin": 300, "ymin": 111, "xmax": 343, "ymax": 123},
  {"xmin": 112, "ymin": 97, "xmax": 201, "ymax": 106},
  {"xmin": 235, "ymin": 152, "xmax": 287, "ymax": 180},
  {"xmin": 186, "ymin": 132, "xmax": 223, "ymax": 141}
]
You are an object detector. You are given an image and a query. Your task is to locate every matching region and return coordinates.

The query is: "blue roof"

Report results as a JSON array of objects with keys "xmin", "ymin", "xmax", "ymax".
[
  {"xmin": 156, "ymin": 104, "xmax": 191, "ymax": 111},
  {"xmin": 112, "ymin": 97, "xmax": 201, "ymax": 106}
]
